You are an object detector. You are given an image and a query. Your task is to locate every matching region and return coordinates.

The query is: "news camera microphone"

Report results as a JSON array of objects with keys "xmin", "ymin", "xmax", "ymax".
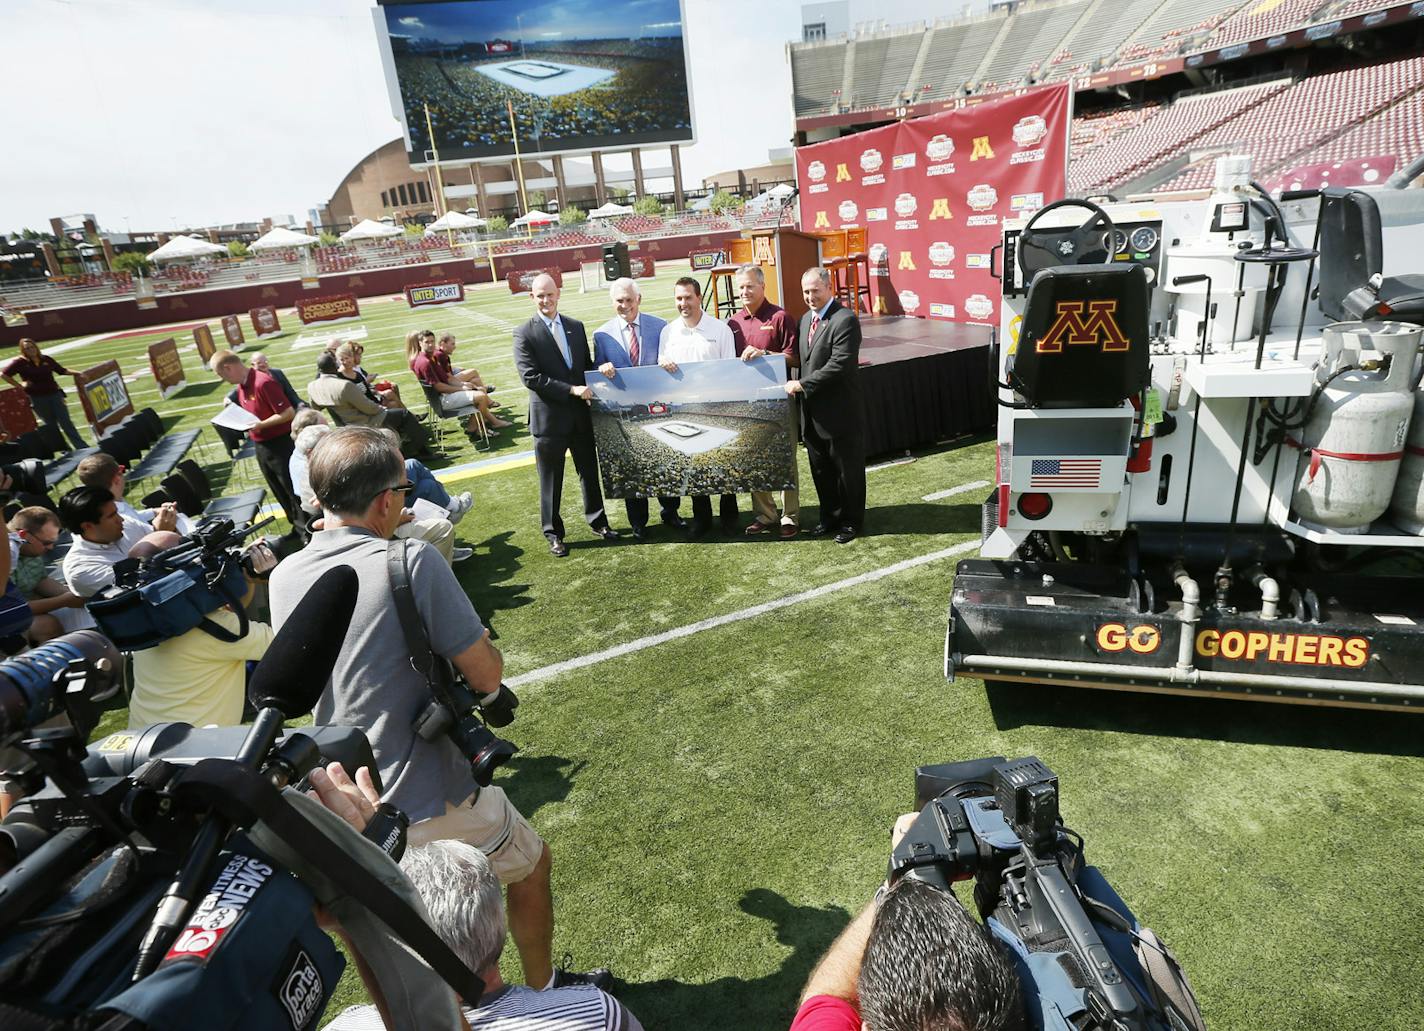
[
  {"xmin": 0, "ymin": 631, "xmax": 122, "ymax": 746},
  {"xmin": 131, "ymin": 565, "xmax": 359, "ymax": 980}
]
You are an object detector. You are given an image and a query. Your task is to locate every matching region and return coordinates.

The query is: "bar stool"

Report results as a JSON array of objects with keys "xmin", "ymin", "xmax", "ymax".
[
  {"xmin": 845, "ymin": 252, "xmax": 872, "ymax": 313},
  {"xmin": 703, "ymin": 265, "xmax": 740, "ymax": 320}
]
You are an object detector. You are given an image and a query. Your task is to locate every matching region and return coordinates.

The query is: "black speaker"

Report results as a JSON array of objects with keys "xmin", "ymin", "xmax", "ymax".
[{"xmin": 603, "ymin": 242, "xmax": 630, "ymax": 281}]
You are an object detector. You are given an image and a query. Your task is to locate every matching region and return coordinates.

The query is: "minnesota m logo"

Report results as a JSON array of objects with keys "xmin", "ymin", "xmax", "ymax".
[
  {"xmin": 814, "ymin": 211, "xmax": 830, "ymax": 229},
  {"xmin": 969, "ymin": 136, "xmax": 995, "ymax": 161},
  {"xmin": 1036, "ymin": 300, "xmax": 1129, "ymax": 353},
  {"xmin": 835, "ymin": 164, "xmax": 852, "ymax": 182}
]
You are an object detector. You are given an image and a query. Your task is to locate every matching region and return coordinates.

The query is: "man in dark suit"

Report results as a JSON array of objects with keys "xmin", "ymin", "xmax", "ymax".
[
  {"xmin": 513, "ymin": 273, "xmax": 619, "ymax": 557},
  {"xmin": 785, "ymin": 267, "xmax": 865, "ymax": 544}
]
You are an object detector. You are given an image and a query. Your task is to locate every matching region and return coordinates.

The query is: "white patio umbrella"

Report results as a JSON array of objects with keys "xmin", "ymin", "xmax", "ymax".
[
  {"xmin": 147, "ymin": 235, "xmax": 226, "ymax": 262},
  {"xmin": 588, "ymin": 201, "xmax": 634, "ymax": 219},
  {"xmin": 341, "ymin": 218, "xmax": 406, "ymax": 242},
  {"xmin": 426, "ymin": 210, "xmax": 486, "ymax": 232},
  {"xmin": 512, "ymin": 209, "xmax": 557, "ymax": 227},
  {"xmin": 249, "ymin": 226, "xmax": 319, "ymax": 251}
]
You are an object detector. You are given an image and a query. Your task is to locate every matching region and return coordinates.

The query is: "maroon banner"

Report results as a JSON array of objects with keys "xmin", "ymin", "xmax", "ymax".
[
  {"xmin": 296, "ymin": 293, "xmax": 361, "ymax": 325},
  {"xmin": 148, "ymin": 338, "xmax": 186, "ymax": 399},
  {"xmin": 405, "ymin": 279, "xmax": 466, "ymax": 308},
  {"xmin": 193, "ymin": 323, "xmax": 216, "ymax": 365},
  {"xmin": 221, "ymin": 314, "xmax": 245, "ymax": 347},
  {"xmin": 505, "ymin": 267, "xmax": 564, "ymax": 294},
  {"xmin": 0, "ymin": 389, "xmax": 36, "ymax": 439},
  {"xmin": 795, "ymin": 84, "xmax": 1070, "ymax": 325},
  {"xmin": 629, "ymin": 256, "xmax": 656, "ymax": 278},
  {"xmin": 249, "ymin": 306, "xmax": 281, "ymax": 338}
]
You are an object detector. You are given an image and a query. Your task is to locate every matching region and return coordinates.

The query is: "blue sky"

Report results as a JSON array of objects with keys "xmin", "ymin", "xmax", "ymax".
[{"xmin": 384, "ymin": 0, "xmax": 684, "ymax": 42}]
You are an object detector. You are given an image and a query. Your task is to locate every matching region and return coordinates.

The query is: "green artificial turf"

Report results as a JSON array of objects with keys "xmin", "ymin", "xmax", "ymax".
[{"xmin": 54, "ymin": 266, "xmax": 1424, "ymax": 1030}]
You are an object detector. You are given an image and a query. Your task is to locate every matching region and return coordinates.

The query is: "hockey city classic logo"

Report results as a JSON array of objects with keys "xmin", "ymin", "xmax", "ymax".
[
  {"xmin": 807, "ymin": 160, "xmax": 827, "ymax": 182},
  {"xmin": 926, "ymin": 134, "xmax": 955, "ymax": 161},
  {"xmin": 860, "ymin": 148, "xmax": 883, "ymax": 172},
  {"xmin": 1012, "ymin": 114, "xmax": 1048, "ymax": 148}
]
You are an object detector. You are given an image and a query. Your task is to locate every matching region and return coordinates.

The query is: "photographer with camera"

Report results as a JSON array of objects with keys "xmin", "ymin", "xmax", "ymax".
[
  {"xmin": 270, "ymin": 426, "xmax": 610, "ymax": 992},
  {"xmin": 59, "ymin": 483, "xmax": 178, "ymax": 598},
  {"xmin": 791, "ymin": 812, "xmax": 1027, "ymax": 1031},
  {"xmin": 124, "ymin": 529, "xmax": 278, "ymax": 728}
]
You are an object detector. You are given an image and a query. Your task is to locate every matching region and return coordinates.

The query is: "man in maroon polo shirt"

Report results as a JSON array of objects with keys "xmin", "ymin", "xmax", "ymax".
[
  {"xmin": 210, "ymin": 349, "xmax": 301, "ymax": 528},
  {"xmin": 728, "ymin": 264, "xmax": 800, "ymax": 538}
]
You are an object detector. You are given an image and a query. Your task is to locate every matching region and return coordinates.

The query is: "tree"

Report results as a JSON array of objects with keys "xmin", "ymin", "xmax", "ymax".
[
  {"xmin": 227, "ymin": 240, "xmax": 249, "ymax": 258},
  {"xmin": 558, "ymin": 206, "xmax": 588, "ymax": 225},
  {"xmin": 487, "ymin": 215, "xmax": 509, "ymax": 233},
  {"xmin": 318, "ymin": 231, "xmax": 341, "ymax": 247},
  {"xmin": 403, "ymin": 222, "xmax": 424, "ymax": 237},
  {"xmin": 111, "ymin": 251, "xmax": 150, "ymax": 276},
  {"xmin": 526, "ymin": 190, "xmax": 546, "ymax": 208},
  {"xmin": 609, "ymin": 186, "xmax": 632, "ymax": 202},
  {"xmin": 633, "ymin": 196, "xmax": 665, "ymax": 217},
  {"xmin": 707, "ymin": 190, "xmax": 740, "ymax": 215}
]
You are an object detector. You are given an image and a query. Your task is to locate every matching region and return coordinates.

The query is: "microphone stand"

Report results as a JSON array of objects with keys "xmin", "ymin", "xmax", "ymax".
[{"xmin": 131, "ymin": 706, "xmax": 286, "ymax": 980}]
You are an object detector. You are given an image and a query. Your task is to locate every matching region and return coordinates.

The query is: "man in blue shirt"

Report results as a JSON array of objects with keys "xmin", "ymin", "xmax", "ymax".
[{"xmin": 593, "ymin": 277, "xmax": 686, "ymax": 540}]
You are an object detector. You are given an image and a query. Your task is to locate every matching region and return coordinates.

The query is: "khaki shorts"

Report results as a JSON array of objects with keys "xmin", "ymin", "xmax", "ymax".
[{"xmin": 407, "ymin": 786, "xmax": 544, "ymax": 884}]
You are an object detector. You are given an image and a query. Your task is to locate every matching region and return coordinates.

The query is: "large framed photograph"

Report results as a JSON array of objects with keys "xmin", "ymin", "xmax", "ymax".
[
  {"xmin": 375, "ymin": 0, "xmax": 694, "ymax": 163},
  {"xmin": 588, "ymin": 356, "xmax": 796, "ymax": 499}
]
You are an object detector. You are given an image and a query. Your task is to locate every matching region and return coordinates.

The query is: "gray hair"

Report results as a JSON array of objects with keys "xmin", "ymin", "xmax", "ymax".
[
  {"xmin": 306, "ymin": 426, "xmax": 403, "ymax": 518},
  {"xmin": 802, "ymin": 266, "xmax": 832, "ymax": 287},
  {"xmin": 291, "ymin": 408, "xmax": 328, "ymax": 436},
  {"xmin": 735, "ymin": 264, "xmax": 765, "ymax": 286},
  {"xmin": 608, "ymin": 277, "xmax": 641, "ymax": 301},
  {"xmin": 401, "ymin": 840, "xmax": 506, "ymax": 976},
  {"xmin": 376, "ymin": 427, "xmax": 402, "ymax": 451},
  {"xmin": 294, "ymin": 423, "xmax": 330, "ymax": 457}
]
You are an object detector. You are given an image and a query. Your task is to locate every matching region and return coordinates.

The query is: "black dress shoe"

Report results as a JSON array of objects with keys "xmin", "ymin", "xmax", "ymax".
[
  {"xmin": 548, "ymin": 537, "xmax": 569, "ymax": 557},
  {"xmin": 631, "ymin": 525, "xmax": 648, "ymax": 540},
  {"xmin": 807, "ymin": 523, "xmax": 833, "ymax": 537},
  {"xmin": 661, "ymin": 515, "xmax": 688, "ymax": 530},
  {"xmin": 834, "ymin": 527, "xmax": 859, "ymax": 544},
  {"xmin": 593, "ymin": 526, "xmax": 620, "ymax": 542}
]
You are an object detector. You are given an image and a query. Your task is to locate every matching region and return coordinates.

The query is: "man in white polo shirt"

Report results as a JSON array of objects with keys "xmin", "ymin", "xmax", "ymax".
[{"xmin": 658, "ymin": 277, "xmax": 739, "ymax": 537}]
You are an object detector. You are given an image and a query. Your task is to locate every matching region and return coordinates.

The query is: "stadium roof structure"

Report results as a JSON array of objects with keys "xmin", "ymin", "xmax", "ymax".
[
  {"xmin": 341, "ymin": 218, "xmax": 405, "ymax": 242},
  {"xmin": 146, "ymin": 235, "xmax": 226, "ymax": 263},
  {"xmin": 250, "ymin": 226, "xmax": 319, "ymax": 251}
]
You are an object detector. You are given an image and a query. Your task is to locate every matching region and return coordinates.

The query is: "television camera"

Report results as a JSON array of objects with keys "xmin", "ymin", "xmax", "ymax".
[{"xmin": 892, "ymin": 756, "xmax": 1205, "ymax": 1031}]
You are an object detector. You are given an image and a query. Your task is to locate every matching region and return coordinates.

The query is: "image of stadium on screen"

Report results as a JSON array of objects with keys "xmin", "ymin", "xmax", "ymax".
[{"xmin": 378, "ymin": 0, "xmax": 693, "ymax": 161}]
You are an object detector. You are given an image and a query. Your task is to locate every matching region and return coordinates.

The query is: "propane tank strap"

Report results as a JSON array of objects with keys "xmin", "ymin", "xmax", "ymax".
[{"xmin": 1284, "ymin": 436, "xmax": 1405, "ymax": 484}]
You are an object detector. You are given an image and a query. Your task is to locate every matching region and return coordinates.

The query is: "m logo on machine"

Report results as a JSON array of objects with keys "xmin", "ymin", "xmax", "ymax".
[
  {"xmin": 1030, "ymin": 458, "xmax": 1103, "ymax": 488},
  {"xmin": 1036, "ymin": 300, "xmax": 1130, "ymax": 353},
  {"xmin": 838, "ymin": 199, "xmax": 859, "ymax": 222},
  {"xmin": 277, "ymin": 948, "xmax": 324, "ymax": 1029}
]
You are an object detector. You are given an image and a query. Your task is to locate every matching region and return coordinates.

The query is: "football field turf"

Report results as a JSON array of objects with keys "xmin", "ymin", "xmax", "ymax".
[{"xmin": 50, "ymin": 263, "xmax": 1424, "ymax": 1030}]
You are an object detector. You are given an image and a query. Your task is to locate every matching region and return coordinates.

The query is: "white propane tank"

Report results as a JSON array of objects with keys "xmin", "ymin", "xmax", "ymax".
[
  {"xmin": 1293, "ymin": 321, "xmax": 1423, "ymax": 532},
  {"xmin": 1388, "ymin": 357, "xmax": 1424, "ymax": 533}
]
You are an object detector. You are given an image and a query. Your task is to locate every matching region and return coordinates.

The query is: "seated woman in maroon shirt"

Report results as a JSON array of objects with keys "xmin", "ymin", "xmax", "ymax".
[{"xmin": 1, "ymin": 338, "xmax": 88, "ymax": 450}]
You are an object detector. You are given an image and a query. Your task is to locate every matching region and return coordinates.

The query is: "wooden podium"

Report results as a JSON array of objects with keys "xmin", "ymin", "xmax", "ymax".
[{"xmin": 726, "ymin": 228, "xmax": 824, "ymax": 322}]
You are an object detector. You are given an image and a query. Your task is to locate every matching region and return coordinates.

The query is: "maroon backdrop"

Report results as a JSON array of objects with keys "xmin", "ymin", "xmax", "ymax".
[{"xmin": 796, "ymin": 84, "xmax": 1069, "ymax": 326}]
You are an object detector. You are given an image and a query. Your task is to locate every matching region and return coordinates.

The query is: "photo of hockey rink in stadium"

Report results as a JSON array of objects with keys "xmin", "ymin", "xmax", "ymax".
[
  {"xmin": 589, "ymin": 358, "xmax": 796, "ymax": 498},
  {"xmin": 472, "ymin": 60, "xmax": 615, "ymax": 98}
]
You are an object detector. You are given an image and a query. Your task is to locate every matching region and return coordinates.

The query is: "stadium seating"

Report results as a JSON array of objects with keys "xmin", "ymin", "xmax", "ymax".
[
  {"xmin": 1039, "ymin": 0, "xmax": 1163, "ymax": 80},
  {"xmin": 976, "ymin": 1, "xmax": 1090, "ymax": 89},
  {"xmin": 792, "ymin": 41, "xmax": 849, "ymax": 116},
  {"xmin": 917, "ymin": 19, "xmax": 1007, "ymax": 99}
]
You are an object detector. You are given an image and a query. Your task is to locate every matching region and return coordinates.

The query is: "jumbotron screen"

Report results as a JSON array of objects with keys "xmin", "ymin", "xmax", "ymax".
[{"xmin": 376, "ymin": 0, "xmax": 694, "ymax": 163}]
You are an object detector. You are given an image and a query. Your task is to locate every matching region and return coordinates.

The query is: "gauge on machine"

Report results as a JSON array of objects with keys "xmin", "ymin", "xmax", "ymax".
[
  {"xmin": 1129, "ymin": 225, "xmax": 1159, "ymax": 252},
  {"xmin": 1101, "ymin": 229, "xmax": 1129, "ymax": 254}
]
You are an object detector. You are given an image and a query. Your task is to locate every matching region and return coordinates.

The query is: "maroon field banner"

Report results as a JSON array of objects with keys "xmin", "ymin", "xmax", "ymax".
[
  {"xmin": 795, "ymin": 83, "xmax": 1069, "ymax": 325},
  {"xmin": 505, "ymin": 267, "xmax": 563, "ymax": 294},
  {"xmin": 249, "ymin": 306, "xmax": 281, "ymax": 337},
  {"xmin": 148, "ymin": 338, "xmax": 185, "ymax": 398},
  {"xmin": 296, "ymin": 293, "xmax": 361, "ymax": 325},
  {"xmin": 193, "ymin": 323, "xmax": 216, "ymax": 365},
  {"xmin": 405, "ymin": 279, "xmax": 465, "ymax": 308},
  {"xmin": 0, "ymin": 389, "xmax": 37, "ymax": 438},
  {"xmin": 221, "ymin": 314, "xmax": 245, "ymax": 347}
]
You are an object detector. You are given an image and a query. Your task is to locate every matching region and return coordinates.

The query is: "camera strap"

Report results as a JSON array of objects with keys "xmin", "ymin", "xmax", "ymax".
[
  {"xmin": 173, "ymin": 757, "xmax": 485, "ymax": 1006},
  {"xmin": 385, "ymin": 539, "xmax": 456, "ymax": 710}
]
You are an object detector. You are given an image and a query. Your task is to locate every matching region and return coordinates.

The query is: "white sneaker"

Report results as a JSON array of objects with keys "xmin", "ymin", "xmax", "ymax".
[
  {"xmin": 447, "ymin": 492, "xmax": 473, "ymax": 521},
  {"xmin": 452, "ymin": 546, "xmax": 474, "ymax": 562}
]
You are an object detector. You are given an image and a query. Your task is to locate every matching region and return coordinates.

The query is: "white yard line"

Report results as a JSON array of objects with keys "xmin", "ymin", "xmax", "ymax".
[
  {"xmin": 923, "ymin": 479, "xmax": 991, "ymax": 501},
  {"xmin": 506, "ymin": 538, "xmax": 980, "ymax": 688}
]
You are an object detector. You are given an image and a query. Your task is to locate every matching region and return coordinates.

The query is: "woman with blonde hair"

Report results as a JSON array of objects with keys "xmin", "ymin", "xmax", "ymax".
[{"xmin": 335, "ymin": 340, "xmax": 405, "ymax": 409}]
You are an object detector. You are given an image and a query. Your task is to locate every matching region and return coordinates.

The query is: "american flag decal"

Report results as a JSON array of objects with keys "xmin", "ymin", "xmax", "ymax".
[{"xmin": 1030, "ymin": 458, "xmax": 1102, "ymax": 487}]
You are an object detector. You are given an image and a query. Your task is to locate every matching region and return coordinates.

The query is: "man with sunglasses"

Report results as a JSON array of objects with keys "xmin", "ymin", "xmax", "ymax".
[
  {"xmin": 269, "ymin": 427, "xmax": 611, "ymax": 993},
  {"xmin": 7, "ymin": 506, "xmax": 92, "ymax": 641}
]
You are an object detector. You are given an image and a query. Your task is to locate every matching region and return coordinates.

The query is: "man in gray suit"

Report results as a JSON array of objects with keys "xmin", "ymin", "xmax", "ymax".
[
  {"xmin": 512, "ymin": 273, "xmax": 618, "ymax": 558},
  {"xmin": 785, "ymin": 267, "xmax": 865, "ymax": 544}
]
